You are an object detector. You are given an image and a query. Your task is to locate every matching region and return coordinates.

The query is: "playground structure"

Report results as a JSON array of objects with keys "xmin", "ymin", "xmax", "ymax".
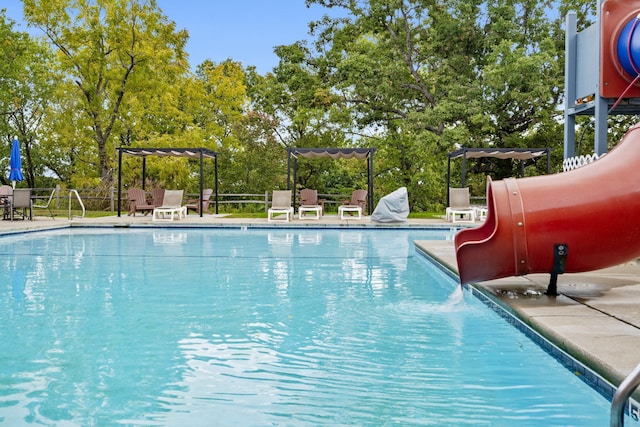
[
  {"xmin": 456, "ymin": 0, "xmax": 640, "ymax": 293},
  {"xmin": 565, "ymin": 0, "xmax": 640, "ymax": 161}
]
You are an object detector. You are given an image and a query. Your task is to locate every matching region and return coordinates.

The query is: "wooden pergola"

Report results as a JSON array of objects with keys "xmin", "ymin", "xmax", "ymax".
[{"xmin": 117, "ymin": 147, "xmax": 219, "ymax": 217}]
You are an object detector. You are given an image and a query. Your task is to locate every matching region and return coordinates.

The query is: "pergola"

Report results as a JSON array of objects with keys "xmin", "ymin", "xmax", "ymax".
[
  {"xmin": 446, "ymin": 147, "xmax": 551, "ymax": 205},
  {"xmin": 117, "ymin": 147, "xmax": 219, "ymax": 217},
  {"xmin": 286, "ymin": 147, "xmax": 375, "ymax": 215}
]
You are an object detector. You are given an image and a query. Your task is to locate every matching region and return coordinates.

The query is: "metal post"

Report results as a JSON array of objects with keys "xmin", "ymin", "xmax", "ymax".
[
  {"xmin": 564, "ymin": 12, "xmax": 577, "ymax": 159},
  {"xmin": 286, "ymin": 148, "xmax": 291, "ymax": 190},
  {"xmin": 368, "ymin": 151, "xmax": 374, "ymax": 215},
  {"xmin": 214, "ymin": 154, "xmax": 219, "ymax": 215},
  {"xmin": 461, "ymin": 150, "xmax": 467, "ymax": 187},
  {"xmin": 611, "ymin": 361, "xmax": 640, "ymax": 427},
  {"xmin": 117, "ymin": 148, "xmax": 122, "ymax": 217},
  {"xmin": 142, "ymin": 157, "xmax": 146, "ymax": 190},
  {"xmin": 594, "ymin": 2, "xmax": 608, "ymax": 156},
  {"xmin": 446, "ymin": 155, "xmax": 451, "ymax": 207},
  {"xmin": 293, "ymin": 156, "xmax": 298, "ymax": 211}
]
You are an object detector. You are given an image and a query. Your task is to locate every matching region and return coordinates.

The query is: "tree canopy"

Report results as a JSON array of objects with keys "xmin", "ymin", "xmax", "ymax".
[{"xmin": 2, "ymin": 0, "xmax": 628, "ymax": 211}]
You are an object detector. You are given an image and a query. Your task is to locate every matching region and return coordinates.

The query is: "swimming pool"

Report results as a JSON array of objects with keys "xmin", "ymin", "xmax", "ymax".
[{"xmin": 0, "ymin": 227, "xmax": 616, "ymax": 426}]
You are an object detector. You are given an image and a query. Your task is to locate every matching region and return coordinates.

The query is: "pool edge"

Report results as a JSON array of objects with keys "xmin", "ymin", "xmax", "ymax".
[{"xmin": 414, "ymin": 243, "xmax": 621, "ymax": 400}]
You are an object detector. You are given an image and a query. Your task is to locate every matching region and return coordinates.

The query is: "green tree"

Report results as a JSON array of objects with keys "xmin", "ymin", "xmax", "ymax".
[
  {"xmin": 247, "ymin": 42, "xmax": 355, "ymax": 197},
  {"xmin": 0, "ymin": 10, "xmax": 58, "ymax": 188},
  {"xmin": 23, "ymin": 0, "xmax": 189, "ymax": 183},
  {"xmin": 302, "ymin": 0, "xmax": 570, "ymax": 209}
]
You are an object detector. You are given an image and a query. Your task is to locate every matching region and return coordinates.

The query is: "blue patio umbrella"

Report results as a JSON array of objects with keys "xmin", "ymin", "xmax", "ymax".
[{"xmin": 9, "ymin": 138, "xmax": 24, "ymax": 187}]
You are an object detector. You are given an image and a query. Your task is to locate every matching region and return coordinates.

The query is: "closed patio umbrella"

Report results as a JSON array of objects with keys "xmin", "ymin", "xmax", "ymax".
[{"xmin": 9, "ymin": 138, "xmax": 24, "ymax": 188}]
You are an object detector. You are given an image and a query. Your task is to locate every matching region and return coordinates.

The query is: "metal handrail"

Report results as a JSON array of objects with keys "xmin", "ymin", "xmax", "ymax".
[
  {"xmin": 68, "ymin": 189, "xmax": 85, "ymax": 220},
  {"xmin": 611, "ymin": 362, "xmax": 640, "ymax": 426}
]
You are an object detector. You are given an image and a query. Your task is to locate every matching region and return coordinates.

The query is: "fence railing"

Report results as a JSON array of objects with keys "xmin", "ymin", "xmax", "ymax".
[
  {"xmin": 33, "ymin": 188, "xmax": 356, "ymax": 213},
  {"xmin": 211, "ymin": 192, "xmax": 270, "ymax": 211},
  {"xmin": 184, "ymin": 192, "xmax": 354, "ymax": 213},
  {"xmin": 30, "ymin": 186, "xmax": 113, "ymax": 212}
]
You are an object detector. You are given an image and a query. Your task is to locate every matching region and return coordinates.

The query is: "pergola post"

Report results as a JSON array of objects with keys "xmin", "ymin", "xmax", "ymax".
[
  {"xmin": 117, "ymin": 149, "xmax": 123, "ymax": 216},
  {"xmin": 142, "ymin": 157, "xmax": 146, "ymax": 190},
  {"xmin": 214, "ymin": 154, "xmax": 219, "ymax": 214},
  {"xmin": 367, "ymin": 153, "xmax": 374, "ymax": 215},
  {"xmin": 198, "ymin": 150, "xmax": 204, "ymax": 216}
]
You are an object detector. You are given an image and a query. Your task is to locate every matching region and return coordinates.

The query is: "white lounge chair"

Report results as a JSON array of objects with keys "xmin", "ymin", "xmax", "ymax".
[
  {"xmin": 152, "ymin": 189, "xmax": 187, "ymax": 221},
  {"xmin": 268, "ymin": 190, "xmax": 294, "ymax": 222},
  {"xmin": 446, "ymin": 187, "xmax": 476, "ymax": 223}
]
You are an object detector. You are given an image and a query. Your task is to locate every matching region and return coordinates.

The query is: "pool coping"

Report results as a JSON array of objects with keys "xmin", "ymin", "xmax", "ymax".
[{"xmin": 415, "ymin": 245, "xmax": 619, "ymax": 401}]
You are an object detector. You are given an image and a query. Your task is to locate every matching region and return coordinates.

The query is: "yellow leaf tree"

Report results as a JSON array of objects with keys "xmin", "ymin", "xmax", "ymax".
[{"xmin": 23, "ymin": 0, "xmax": 189, "ymax": 183}]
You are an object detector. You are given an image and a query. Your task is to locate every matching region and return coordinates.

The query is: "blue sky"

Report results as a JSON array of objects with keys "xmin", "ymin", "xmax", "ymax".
[{"xmin": 2, "ymin": 0, "xmax": 340, "ymax": 74}]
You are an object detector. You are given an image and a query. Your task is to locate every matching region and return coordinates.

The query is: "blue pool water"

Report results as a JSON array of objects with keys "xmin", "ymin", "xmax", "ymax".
[{"xmin": 0, "ymin": 228, "xmax": 614, "ymax": 426}]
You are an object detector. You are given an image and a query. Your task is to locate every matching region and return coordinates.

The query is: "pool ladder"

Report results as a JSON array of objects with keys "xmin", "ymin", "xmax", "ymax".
[
  {"xmin": 68, "ymin": 189, "xmax": 85, "ymax": 220},
  {"xmin": 611, "ymin": 361, "xmax": 640, "ymax": 426}
]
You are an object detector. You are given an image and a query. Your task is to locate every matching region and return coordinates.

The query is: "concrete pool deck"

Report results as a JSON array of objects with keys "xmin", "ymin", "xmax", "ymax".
[{"xmin": 2, "ymin": 212, "xmax": 639, "ymax": 394}]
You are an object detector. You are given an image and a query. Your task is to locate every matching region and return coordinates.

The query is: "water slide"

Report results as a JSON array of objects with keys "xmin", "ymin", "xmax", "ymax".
[{"xmin": 455, "ymin": 123, "xmax": 640, "ymax": 286}]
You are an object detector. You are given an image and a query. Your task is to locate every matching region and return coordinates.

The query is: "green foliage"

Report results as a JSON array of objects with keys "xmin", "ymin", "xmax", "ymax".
[
  {"xmin": 0, "ymin": 0, "xmax": 626, "ymax": 213},
  {"xmin": 299, "ymin": 0, "xmax": 582, "ymax": 209},
  {"xmin": 23, "ymin": 0, "xmax": 190, "ymax": 183},
  {"xmin": 0, "ymin": 11, "xmax": 59, "ymax": 188}
]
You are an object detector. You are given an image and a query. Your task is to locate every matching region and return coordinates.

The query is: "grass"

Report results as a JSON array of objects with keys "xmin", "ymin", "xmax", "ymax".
[{"xmin": 408, "ymin": 212, "xmax": 442, "ymax": 219}]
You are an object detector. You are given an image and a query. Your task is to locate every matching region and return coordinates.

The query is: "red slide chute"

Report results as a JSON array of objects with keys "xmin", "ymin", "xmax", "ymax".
[{"xmin": 455, "ymin": 124, "xmax": 640, "ymax": 286}]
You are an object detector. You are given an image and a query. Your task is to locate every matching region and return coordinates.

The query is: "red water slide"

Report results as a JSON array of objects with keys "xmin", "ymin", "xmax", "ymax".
[{"xmin": 455, "ymin": 123, "xmax": 640, "ymax": 286}]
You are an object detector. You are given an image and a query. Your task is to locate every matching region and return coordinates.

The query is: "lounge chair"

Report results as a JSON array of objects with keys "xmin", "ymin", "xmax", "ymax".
[
  {"xmin": 151, "ymin": 188, "xmax": 165, "ymax": 207},
  {"xmin": 186, "ymin": 188, "xmax": 213, "ymax": 214},
  {"xmin": 298, "ymin": 188, "xmax": 324, "ymax": 220},
  {"xmin": 33, "ymin": 188, "xmax": 56, "ymax": 219},
  {"xmin": 446, "ymin": 187, "xmax": 476, "ymax": 223},
  {"xmin": 152, "ymin": 189, "xmax": 187, "ymax": 221},
  {"xmin": 338, "ymin": 189, "xmax": 367, "ymax": 220},
  {"xmin": 127, "ymin": 188, "xmax": 155, "ymax": 216},
  {"xmin": 268, "ymin": 190, "xmax": 294, "ymax": 222},
  {"xmin": 11, "ymin": 188, "xmax": 32, "ymax": 221}
]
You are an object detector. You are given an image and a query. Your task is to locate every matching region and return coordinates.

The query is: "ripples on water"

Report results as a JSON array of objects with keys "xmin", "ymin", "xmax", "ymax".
[{"xmin": 0, "ymin": 229, "xmax": 610, "ymax": 426}]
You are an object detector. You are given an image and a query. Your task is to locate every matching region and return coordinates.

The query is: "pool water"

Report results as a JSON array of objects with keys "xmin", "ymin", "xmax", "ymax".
[{"xmin": 0, "ymin": 228, "xmax": 614, "ymax": 426}]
